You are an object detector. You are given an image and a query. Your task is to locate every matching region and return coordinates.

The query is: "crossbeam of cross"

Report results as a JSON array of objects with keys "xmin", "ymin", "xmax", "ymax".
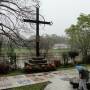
[{"xmin": 23, "ymin": 6, "xmax": 52, "ymax": 57}]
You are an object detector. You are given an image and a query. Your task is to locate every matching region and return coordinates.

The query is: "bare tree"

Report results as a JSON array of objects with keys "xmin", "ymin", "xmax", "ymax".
[{"xmin": 0, "ymin": 0, "xmax": 38, "ymax": 46}]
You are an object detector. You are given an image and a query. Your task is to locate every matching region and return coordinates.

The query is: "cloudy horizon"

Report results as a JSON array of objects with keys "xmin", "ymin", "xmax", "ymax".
[{"xmin": 38, "ymin": 0, "xmax": 90, "ymax": 36}]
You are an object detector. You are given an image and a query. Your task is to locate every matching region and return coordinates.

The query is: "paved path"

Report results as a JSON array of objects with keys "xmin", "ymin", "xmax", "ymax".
[
  {"xmin": 44, "ymin": 67, "xmax": 90, "ymax": 90},
  {"xmin": 0, "ymin": 69, "xmax": 78, "ymax": 89},
  {"xmin": 45, "ymin": 79, "xmax": 72, "ymax": 90},
  {"xmin": 44, "ymin": 75, "xmax": 75, "ymax": 90}
]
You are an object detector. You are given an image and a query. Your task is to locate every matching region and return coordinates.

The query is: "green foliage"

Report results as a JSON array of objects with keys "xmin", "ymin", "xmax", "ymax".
[
  {"xmin": 82, "ymin": 54, "xmax": 90, "ymax": 64},
  {"xmin": 62, "ymin": 52, "xmax": 68, "ymax": 65},
  {"xmin": 65, "ymin": 13, "xmax": 90, "ymax": 57},
  {"xmin": 61, "ymin": 51, "xmax": 79, "ymax": 65}
]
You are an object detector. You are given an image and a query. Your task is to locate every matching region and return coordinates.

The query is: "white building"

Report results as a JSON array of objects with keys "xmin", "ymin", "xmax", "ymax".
[{"xmin": 53, "ymin": 43, "xmax": 69, "ymax": 49}]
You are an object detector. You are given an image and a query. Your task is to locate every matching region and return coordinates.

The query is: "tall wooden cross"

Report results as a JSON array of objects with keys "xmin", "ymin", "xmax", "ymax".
[{"xmin": 23, "ymin": 6, "xmax": 52, "ymax": 57}]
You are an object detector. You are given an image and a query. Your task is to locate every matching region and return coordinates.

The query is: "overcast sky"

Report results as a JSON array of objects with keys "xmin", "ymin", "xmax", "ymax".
[{"xmin": 37, "ymin": 0, "xmax": 90, "ymax": 36}]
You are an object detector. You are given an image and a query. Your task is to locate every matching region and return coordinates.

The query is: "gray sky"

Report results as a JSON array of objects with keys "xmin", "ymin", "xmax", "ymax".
[{"xmin": 38, "ymin": 0, "xmax": 90, "ymax": 36}]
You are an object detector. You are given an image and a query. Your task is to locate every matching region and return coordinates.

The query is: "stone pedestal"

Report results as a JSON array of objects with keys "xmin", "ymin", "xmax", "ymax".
[
  {"xmin": 24, "ymin": 56, "xmax": 48, "ymax": 72},
  {"xmin": 29, "ymin": 57, "xmax": 47, "ymax": 64}
]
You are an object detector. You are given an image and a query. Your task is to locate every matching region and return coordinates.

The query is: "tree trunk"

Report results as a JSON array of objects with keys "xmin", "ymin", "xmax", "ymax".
[{"xmin": 82, "ymin": 49, "xmax": 88, "ymax": 64}]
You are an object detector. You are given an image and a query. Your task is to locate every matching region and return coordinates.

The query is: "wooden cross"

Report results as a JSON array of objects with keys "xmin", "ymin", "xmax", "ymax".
[{"xmin": 23, "ymin": 6, "xmax": 52, "ymax": 57}]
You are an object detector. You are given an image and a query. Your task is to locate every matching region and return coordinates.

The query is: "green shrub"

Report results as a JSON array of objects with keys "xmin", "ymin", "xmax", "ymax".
[
  {"xmin": 0, "ymin": 62, "xmax": 10, "ymax": 74},
  {"xmin": 82, "ymin": 55, "xmax": 90, "ymax": 64}
]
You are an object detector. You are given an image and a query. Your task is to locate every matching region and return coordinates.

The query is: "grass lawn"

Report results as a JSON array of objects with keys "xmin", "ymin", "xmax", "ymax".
[{"xmin": 9, "ymin": 82, "xmax": 49, "ymax": 90}]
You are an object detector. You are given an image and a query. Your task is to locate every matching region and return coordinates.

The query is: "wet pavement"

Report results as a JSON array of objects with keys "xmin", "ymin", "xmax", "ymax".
[
  {"xmin": 44, "ymin": 75, "xmax": 76, "ymax": 90},
  {"xmin": 0, "ymin": 69, "xmax": 78, "ymax": 90}
]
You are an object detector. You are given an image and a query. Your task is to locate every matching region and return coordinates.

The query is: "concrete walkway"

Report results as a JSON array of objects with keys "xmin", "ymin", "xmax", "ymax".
[
  {"xmin": 44, "ymin": 75, "xmax": 75, "ymax": 90},
  {"xmin": 0, "ymin": 69, "xmax": 78, "ymax": 89},
  {"xmin": 45, "ymin": 67, "xmax": 90, "ymax": 90}
]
